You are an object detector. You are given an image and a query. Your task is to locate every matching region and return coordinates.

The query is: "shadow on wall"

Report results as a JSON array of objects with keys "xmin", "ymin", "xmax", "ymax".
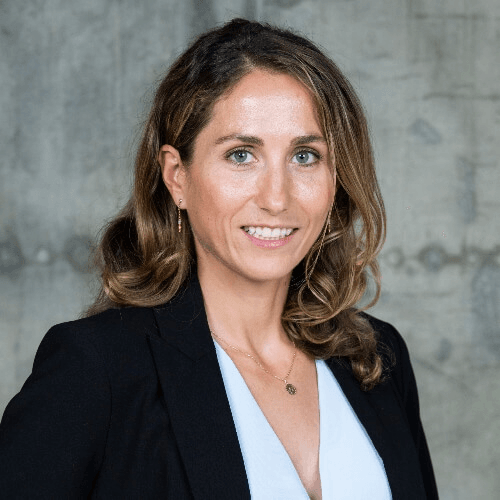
[{"xmin": 0, "ymin": 231, "xmax": 94, "ymax": 277}]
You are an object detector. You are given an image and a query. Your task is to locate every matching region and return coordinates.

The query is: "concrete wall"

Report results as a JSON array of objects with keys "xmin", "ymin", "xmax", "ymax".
[{"xmin": 1, "ymin": 1, "xmax": 499, "ymax": 497}]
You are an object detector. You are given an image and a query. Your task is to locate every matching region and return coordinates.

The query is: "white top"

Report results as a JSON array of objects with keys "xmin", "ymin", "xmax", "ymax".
[{"xmin": 213, "ymin": 339, "xmax": 392, "ymax": 500}]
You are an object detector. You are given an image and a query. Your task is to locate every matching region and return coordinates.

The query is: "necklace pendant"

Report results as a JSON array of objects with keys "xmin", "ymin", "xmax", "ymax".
[{"xmin": 285, "ymin": 383, "xmax": 297, "ymax": 395}]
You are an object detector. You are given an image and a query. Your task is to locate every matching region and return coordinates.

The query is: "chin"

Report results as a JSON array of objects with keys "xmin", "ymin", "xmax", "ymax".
[{"xmin": 237, "ymin": 263, "xmax": 295, "ymax": 284}]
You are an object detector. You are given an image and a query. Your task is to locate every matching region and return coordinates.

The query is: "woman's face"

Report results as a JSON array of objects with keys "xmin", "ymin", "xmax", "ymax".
[{"xmin": 166, "ymin": 69, "xmax": 335, "ymax": 284}]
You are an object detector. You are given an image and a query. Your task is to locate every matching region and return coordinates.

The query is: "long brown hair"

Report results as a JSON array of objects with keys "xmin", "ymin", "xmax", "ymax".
[{"xmin": 83, "ymin": 18, "xmax": 387, "ymax": 390}]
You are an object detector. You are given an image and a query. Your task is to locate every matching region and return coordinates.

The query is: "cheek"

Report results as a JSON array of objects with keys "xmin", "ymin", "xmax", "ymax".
[
  {"xmin": 186, "ymin": 176, "xmax": 214, "ymax": 229},
  {"xmin": 219, "ymin": 175, "xmax": 250, "ymax": 200},
  {"xmin": 296, "ymin": 175, "xmax": 332, "ymax": 206},
  {"xmin": 189, "ymin": 173, "xmax": 246, "ymax": 228},
  {"xmin": 205, "ymin": 170, "xmax": 253, "ymax": 210}
]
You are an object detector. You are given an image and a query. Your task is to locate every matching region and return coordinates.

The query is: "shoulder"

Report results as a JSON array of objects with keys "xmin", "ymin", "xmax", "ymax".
[
  {"xmin": 35, "ymin": 306, "xmax": 162, "ymax": 379},
  {"xmin": 358, "ymin": 311, "xmax": 416, "ymax": 398},
  {"xmin": 46, "ymin": 305, "xmax": 159, "ymax": 345},
  {"xmin": 359, "ymin": 311, "xmax": 406, "ymax": 351},
  {"xmin": 358, "ymin": 311, "xmax": 411, "ymax": 364},
  {"xmin": 50, "ymin": 305, "xmax": 158, "ymax": 335}
]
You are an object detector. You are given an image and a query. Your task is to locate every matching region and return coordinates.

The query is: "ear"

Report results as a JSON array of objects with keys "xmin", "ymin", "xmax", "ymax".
[{"xmin": 158, "ymin": 145, "xmax": 188, "ymax": 208}]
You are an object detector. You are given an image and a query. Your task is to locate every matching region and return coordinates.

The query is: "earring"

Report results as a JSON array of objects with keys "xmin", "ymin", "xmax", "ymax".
[
  {"xmin": 306, "ymin": 204, "xmax": 334, "ymax": 282},
  {"xmin": 177, "ymin": 199, "xmax": 182, "ymax": 233},
  {"xmin": 327, "ymin": 204, "xmax": 333, "ymax": 233}
]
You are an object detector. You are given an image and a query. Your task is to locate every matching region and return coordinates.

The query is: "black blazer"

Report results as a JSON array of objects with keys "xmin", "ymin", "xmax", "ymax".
[{"xmin": 0, "ymin": 272, "xmax": 438, "ymax": 499}]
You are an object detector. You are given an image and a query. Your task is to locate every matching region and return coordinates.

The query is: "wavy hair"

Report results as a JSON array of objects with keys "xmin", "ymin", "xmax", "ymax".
[{"xmin": 83, "ymin": 18, "xmax": 387, "ymax": 390}]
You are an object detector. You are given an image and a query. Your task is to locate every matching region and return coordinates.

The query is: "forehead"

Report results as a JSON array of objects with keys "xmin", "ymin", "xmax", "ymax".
[{"xmin": 207, "ymin": 69, "xmax": 322, "ymax": 134}]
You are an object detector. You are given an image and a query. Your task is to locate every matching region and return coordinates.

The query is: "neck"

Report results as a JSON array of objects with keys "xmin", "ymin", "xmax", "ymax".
[{"xmin": 196, "ymin": 260, "xmax": 292, "ymax": 357}]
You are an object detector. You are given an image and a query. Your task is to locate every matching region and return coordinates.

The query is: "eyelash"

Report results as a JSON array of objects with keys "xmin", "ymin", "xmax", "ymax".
[{"xmin": 225, "ymin": 147, "xmax": 322, "ymax": 166}]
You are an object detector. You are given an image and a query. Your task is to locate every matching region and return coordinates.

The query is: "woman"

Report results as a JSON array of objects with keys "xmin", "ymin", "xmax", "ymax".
[{"xmin": 0, "ymin": 18, "xmax": 438, "ymax": 499}]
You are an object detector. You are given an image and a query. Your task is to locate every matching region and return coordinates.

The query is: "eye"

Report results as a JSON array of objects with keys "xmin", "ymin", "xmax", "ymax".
[
  {"xmin": 226, "ymin": 148, "xmax": 254, "ymax": 164},
  {"xmin": 292, "ymin": 149, "xmax": 320, "ymax": 166}
]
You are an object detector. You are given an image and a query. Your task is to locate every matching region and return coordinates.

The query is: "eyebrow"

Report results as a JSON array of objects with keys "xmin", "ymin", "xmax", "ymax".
[{"xmin": 214, "ymin": 134, "xmax": 326, "ymax": 147}]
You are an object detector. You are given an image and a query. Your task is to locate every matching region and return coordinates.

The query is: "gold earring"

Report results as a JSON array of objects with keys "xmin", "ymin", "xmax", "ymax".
[
  {"xmin": 306, "ymin": 204, "xmax": 334, "ymax": 282},
  {"xmin": 327, "ymin": 204, "xmax": 333, "ymax": 233},
  {"xmin": 177, "ymin": 199, "xmax": 182, "ymax": 233}
]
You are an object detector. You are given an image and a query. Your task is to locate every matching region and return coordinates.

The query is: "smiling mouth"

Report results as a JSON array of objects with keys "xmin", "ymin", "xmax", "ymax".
[{"xmin": 241, "ymin": 226, "xmax": 298, "ymax": 240}]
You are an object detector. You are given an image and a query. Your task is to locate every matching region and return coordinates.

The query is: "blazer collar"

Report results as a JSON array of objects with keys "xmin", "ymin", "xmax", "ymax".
[
  {"xmin": 152, "ymin": 268, "xmax": 213, "ymax": 359},
  {"xmin": 325, "ymin": 357, "xmax": 426, "ymax": 499},
  {"xmin": 147, "ymin": 270, "xmax": 424, "ymax": 499},
  {"xmin": 148, "ymin": 270, "xmax": 251, "ymax": 499}
]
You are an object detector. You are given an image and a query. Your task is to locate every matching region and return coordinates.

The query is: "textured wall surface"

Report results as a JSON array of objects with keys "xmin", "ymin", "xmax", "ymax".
[{"xmin": 1, "ymin": 0, "xmax": 499, "ymax": 498}]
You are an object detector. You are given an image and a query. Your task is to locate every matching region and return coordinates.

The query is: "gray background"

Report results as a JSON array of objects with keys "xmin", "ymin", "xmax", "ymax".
[{"xmin": 1, "ymin": 0, "xmax": 499, "ymax": 498}]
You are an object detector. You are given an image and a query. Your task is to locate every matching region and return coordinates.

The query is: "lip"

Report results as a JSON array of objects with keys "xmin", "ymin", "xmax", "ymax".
[
  {"xmin": 242, "ymin": 228, "xmax": 297, "ymax": 249},
  {"xmin": 241, "ymin": 225, "xmax": 298, "ymax": 230}
]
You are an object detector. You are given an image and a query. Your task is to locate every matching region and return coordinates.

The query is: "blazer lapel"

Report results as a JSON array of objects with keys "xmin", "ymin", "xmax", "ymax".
[
  {"xmin": 147, "ymin": 271, "xmax": 250, "ymax": 500},
  {"xmin": 325, "ymin": 357, "xmax": 427, "ymax": 499}
]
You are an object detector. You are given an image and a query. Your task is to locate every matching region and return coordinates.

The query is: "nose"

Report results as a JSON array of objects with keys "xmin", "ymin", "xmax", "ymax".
[{"xmin": 256, "ymin": 160, "xmax": 290, "ymax": 216}]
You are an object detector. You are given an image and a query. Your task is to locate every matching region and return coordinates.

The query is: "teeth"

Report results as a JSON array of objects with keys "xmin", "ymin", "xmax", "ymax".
[{"xmin": 243, "ymin": 226, "xmax": 295, "ymax": 240}]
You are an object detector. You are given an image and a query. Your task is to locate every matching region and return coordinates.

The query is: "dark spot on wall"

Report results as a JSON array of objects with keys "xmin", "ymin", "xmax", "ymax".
[
  {"xmin": 471, "ymin": 260, "xmax": 500, "ymax": 363},
  {"xmin": 0, "ymin": 237, "xmax": 25, "ymax": 274},
  {"xmin": 409, "ymin": 118, "xmax": 442, "ymax": 145},
  {"xmin": 405, "ymin": 264, "xmax": 418, "ymax": 276},
  {"xmin": 412, "ymin": 13, "xmax": 485, "ymax": 21},
  {"xmin": 456, "ymin": 157, "xmax": 477, "ymax": 224},
  {"xmin": 436, "ymin": 338, "xmax": 452, "ymax": 362},
  {"xmin": 383, "ymin": 244, "xmax": 498, "ymax": 274},
  {"xmin": 190, "ymin": 0, "xmax": 217, "ymax": 38},
  {"xmin": 270, "ymin": 0, "xmax": 303, "ymax": 7},
  {"xmin": 418, "ymin": 244, "xmax": 447, "ymax": 272},
  {"xmin": 64, "ymin": 235, "xmax": 93, "ymax": 273}
]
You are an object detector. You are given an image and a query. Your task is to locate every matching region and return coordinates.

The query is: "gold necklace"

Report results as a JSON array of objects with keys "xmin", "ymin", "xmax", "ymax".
[{"xmin": 209, "ymin": 328, "xmax": 298, "ymax": 395}]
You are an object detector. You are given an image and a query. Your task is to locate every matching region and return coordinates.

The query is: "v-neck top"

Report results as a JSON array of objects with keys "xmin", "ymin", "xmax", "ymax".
[{"xmin": 213, "ymin": 339, "xmax": 392, "ymax": 499}]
